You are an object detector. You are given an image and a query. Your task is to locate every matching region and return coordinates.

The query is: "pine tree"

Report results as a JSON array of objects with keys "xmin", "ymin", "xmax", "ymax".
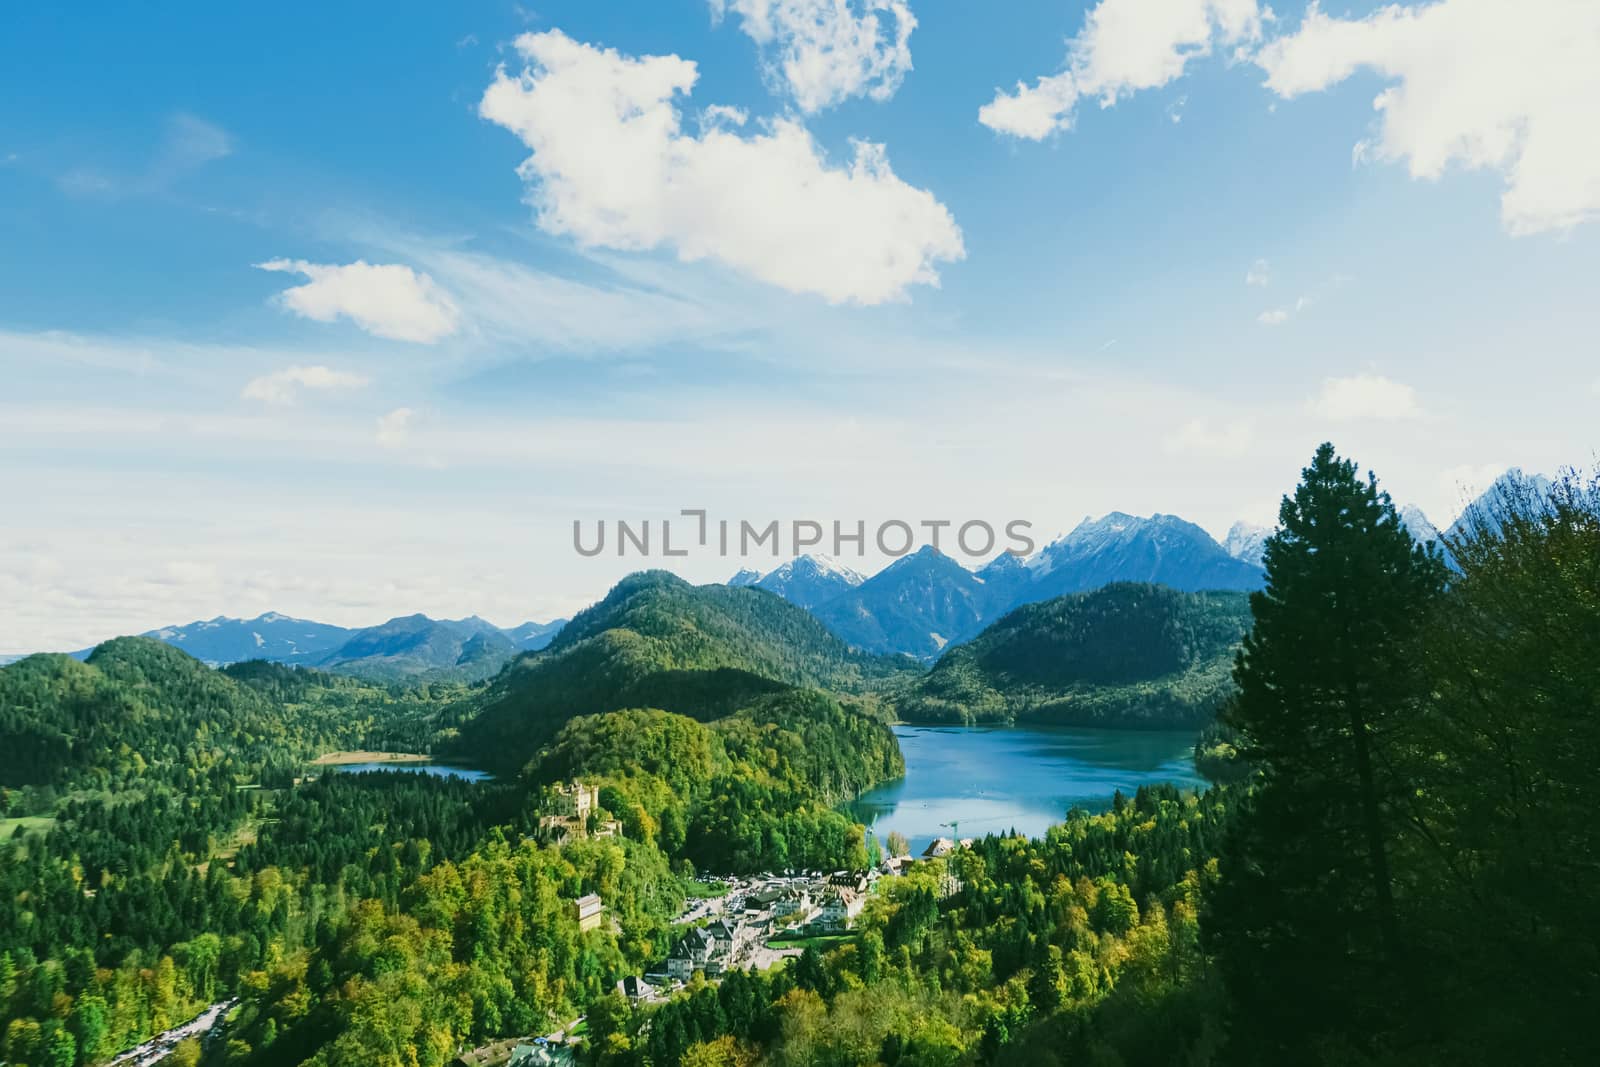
[{"xmin": 1208, "ymin": 442, "xmax": 1445, "ymax": 1062}]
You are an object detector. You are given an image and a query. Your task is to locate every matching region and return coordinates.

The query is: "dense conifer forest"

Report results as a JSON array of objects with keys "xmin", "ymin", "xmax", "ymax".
[{"xmin": 894, "ymin": 583, "xmax": 1251, "ymax": 727}]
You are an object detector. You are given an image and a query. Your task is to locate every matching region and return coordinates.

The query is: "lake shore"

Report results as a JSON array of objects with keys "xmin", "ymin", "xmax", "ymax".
[
  {"xmin": 310, "ymin": 750, "xmax": 431, "ymax": 766},
  {"xmin": 844, "ymin": 723, "xmax": 1204, "ymax": 855}
]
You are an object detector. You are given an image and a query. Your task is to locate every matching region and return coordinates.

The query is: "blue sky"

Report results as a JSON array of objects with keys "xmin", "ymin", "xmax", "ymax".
[{"xmin": 2, "ymin": 0, "xmax": 1597, "ymax": 652}]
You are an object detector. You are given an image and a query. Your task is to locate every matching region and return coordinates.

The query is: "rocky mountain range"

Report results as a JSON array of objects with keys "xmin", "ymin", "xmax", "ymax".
[
  {"xmin": 736, "ymin": 514, "xmax": 1268, "ymax": 659},
  {"xmin": 734, "ymin": 487, "xmax": 1504, "ymax": 659},
  {"xmin": 66, "ymin": 610, "xmax": 568, "ymax": 681}
]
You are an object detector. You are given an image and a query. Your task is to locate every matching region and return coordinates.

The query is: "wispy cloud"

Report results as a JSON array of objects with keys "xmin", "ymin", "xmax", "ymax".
[
  {"xmin": 242, "ymin": 365, "xmax": 370, "ymax": 405},
  {"xmin": 58, "ymin": 113, "xmax": 233, "ymax": 199},
  {"xmin": 1312, "ymin": 374, "xmax": 1422, "ymax": 421},
  {"xmin": 1258, "ymin": 292, "xmax": 1313, "ymax": 325},
  {"xmin": 1165, "ymin": 416, "xmax": 1254, "ymax": 457},
  {"xmin": 375, "ymin": 407, "xmax": 415, "ymax": 448}
]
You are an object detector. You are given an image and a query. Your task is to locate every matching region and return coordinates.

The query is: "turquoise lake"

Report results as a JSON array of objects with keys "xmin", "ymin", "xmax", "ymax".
[
  {"xmin": 843, "ymin": 724, "xmax": 1205, "ymax": 855},
  {"xmin": 329, "ymin": 761, "xmax": 494, "ymax": 782}
]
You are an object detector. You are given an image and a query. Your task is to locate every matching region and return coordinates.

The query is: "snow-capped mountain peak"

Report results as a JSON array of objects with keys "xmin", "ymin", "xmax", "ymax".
[
  {"xmin": 1396, "ymin": 504, "xmax": 1440, "ymax": 543},
  {"xmin": 770, "ymin": 553, "xmax": 864, "ymax": 586},
  {"xmin": 1223, "ymin": 521, "xmax": 1272, "ymax": 567},
  {"xmin": 739, "ymin": 553, "xmax": 866, "ymax": 611}
]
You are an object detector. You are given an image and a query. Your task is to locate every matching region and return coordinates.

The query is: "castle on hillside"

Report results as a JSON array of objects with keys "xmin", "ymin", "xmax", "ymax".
[{"xmin": 535, "ymin": 780, "xmax": 622, "ymax": 844}]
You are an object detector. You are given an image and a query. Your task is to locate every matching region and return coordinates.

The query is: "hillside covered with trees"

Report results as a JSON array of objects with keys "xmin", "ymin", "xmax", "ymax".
[
  {"xmin": 533, "ymin": 691, "xmax": 904, "ymax": 874},
  {"xmin": 895, "ymin": 583, "xmax": 1251, "ymax": 727},
  {"xmin": 453, "ymin": 571, "xmax": 915, "ymax": 772},
  {"xmin": 0, "ymin": 640, "xmax": 464, "ymax": 792}
]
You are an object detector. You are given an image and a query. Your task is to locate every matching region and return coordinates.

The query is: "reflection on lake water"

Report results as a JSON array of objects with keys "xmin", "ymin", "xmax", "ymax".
[
  {"xmin": 329, "ymin": 762, "xmax": 493, "ymax": 782},
  {"xmin": 843, "ymin": 724, "xmax": 1204, "ymax": 855}
]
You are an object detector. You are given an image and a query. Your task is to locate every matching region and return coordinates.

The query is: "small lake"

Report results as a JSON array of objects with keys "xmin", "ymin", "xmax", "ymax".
[
  {"xmin": 843, "ymin": 724, "xmax": 1205, "ymax": 855},
  {"xmin": 327, "ymin": 762, "xmax": 494, "ymax": 782}
]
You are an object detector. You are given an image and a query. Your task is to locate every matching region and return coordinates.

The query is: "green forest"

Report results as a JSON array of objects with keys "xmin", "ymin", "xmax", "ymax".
[
  {"xmin": 452, "ymin": 571, "xmax": 914, "ymax": 773},
  {"xmin": 3, "ymin": 445, "xmax": 1598, "ymax": 1066},
  {"xmin": 893, "ymin": 584, "xmax": 1251, "ymax": 728}
]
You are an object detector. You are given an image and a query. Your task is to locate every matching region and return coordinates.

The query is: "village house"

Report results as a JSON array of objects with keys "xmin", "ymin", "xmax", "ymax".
[
  {"xmin": 706, "ymin": 918, "xmax": 741, "ymax": 959},
  {"xmin": 508, "ymin": 1040, "xmax": 572, "ymax": 1067},
  {"xmin": 571, "ymin": 893, "xmax": 604, "ymax": 933},
  {"xmin": 771, "ymin": 886, "xmax": 812, "ymax": 918},
  {"xmin": 615, "ymin": 975, "xmax": 657, "ymax": 1004},
  {"xmin": 748, "ymin": 886, "xmax": 783, "ymax": 911},
  {"xmin": 816, "ymin": 887, "xmax": 865, "ymax": 932},
  {"xmin": 828, "ymin": 871, "xmax": 870, "ymax": 894},
  {"xmin": 922, "ymin": 836, "xmax": 956, "ymax": 858},
  {"xmin": 667, "ymin": 926, "xmax": 720, "ymax": 980}
]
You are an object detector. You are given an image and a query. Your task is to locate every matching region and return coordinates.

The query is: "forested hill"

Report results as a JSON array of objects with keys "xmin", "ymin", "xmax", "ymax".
[
  {"xmin": 895, "ymin": 582, "xmax": 1251, "ymax": 727},
  {"xmin": 530, "ymin": 690, "xmax": 905, "ymax": 871},
  {"xmin": 452, "ymin": 570, "xmax": 917, "ymax": 772},
  {"xmin": 544, "ymin": 570, "xmax": 907, "ymax": 685},
  {"xmin": 0, "ymin": 638, "xmax": 459, "ymax": 790}
]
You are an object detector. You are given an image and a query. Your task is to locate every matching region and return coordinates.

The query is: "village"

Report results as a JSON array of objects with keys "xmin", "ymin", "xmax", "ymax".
[{"xmin": 486, "ymin": 780, "xmax": 971, "ymax": 1066}]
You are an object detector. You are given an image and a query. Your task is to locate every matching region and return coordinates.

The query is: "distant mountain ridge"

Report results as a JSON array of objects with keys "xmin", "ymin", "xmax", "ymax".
[
  {"xmin": 811, "ymin": 545, "xmax": 995, "ymax": 660},
  {"xmin": 67, "ymin": 610, "xmax": 568, "ymax": 682},
  {"xmin": 1026, "ymin": 512, "xmax": 1264, "ymax": 598},
  {"xmin": 1445, "ymin": 469, "xmax": 1554, "ymax": 542},
  {"xmin": 743, "ymin": 512, "xmax": 1267, "ymax": 659},
  {"xmin": 1226, "ymin": 502, "xmax": 1442, "ymax": 567},
  {"xmin": 70, "ymin": 612, "xmax": 353, "ymax": 666}
]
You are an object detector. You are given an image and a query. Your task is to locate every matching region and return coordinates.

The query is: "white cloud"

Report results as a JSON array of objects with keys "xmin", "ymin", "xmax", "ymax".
[
  {"xmin": 710, "ymin": 0, "xmax": 916, "ymax": 112},
  {"xmin": 978, "ymin": 73, "xmax": 1081, "ymax": 141},
  {"xmin": 1166, "ymin": 416, "xmax": 1254, "ymax": 457},
  {"xmin": 1246, "ymin": 258, "xmax": 1270, "ymax": 285},
  {"xmin": 1313, "ymin": 374, "xmax": 1421, "ymax": 420},
  {"xmin": 700, "ymin": 104, "xmax": 750, "ymax": 130},
  {"xmin": 479, "ymin": 29, "xmax": 963, "ymax": 305},
  {"xmin": 257, "ymin": 259, "xmax": 460, "ymax": 343},
  {"xmin": 1258, "ymin": 292, "xmax": 1313, "ymax": 324},
  {"xmin": 980, "ymin": 0, "xmax": 1265, "ymax": 139},
  {"xmin": 375, "ymin": 407, "xmax": 414, "ymax": 448},
  {"xmin": 1256, "ymin": 0, "xmax": 1600, "ymax": 235},
  {"xmin": 242, "ymin": 365, "xmax": 370, "ymax": 405}
]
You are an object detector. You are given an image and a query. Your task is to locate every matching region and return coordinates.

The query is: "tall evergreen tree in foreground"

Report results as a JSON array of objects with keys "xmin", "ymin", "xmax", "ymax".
[
  {"xmin": 1208, "ymin": 443, "xmax": 1445, "ymax": 1063},
  {"xmin": 1410, "ymin": 468, "xmax": 1600, "ymax": 1064}
]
